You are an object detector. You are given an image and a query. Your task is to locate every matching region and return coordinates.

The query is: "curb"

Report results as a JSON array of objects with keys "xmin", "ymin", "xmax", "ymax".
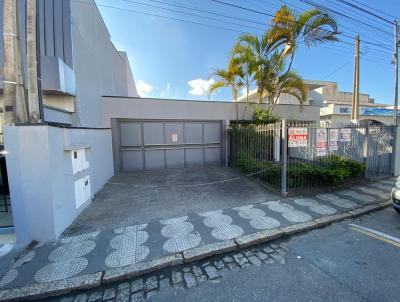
[{"xmin": 0, "ymin": 199, "xmax": 392, "ymax": 301}]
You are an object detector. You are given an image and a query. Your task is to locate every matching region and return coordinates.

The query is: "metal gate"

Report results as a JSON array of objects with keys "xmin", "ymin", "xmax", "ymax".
[{"xmin": 116, "ymin": 120, "xmax": 223, "ymax": 171}]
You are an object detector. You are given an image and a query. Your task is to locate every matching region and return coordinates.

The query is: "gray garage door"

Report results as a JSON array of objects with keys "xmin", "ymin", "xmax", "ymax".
[{"xmin": 117, "ymin": 120, "xmax": 223, "ymax": 171}]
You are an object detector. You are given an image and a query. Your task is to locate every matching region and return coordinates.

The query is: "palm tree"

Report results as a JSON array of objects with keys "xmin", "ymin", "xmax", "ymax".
[
  {"xmin": 209, "ymin": 60, "xmax": 244, "ymax": 123},
  {"xmin": 270, "ymin": 5, "xmax": 339, "ymax": 102},
  {"xmin": 232, "ymin": 32, "xmax": 282, "ymax": 107},
  {"xmin": 230, "ymin": 44, "xmax": 257, "ymax": 121}
]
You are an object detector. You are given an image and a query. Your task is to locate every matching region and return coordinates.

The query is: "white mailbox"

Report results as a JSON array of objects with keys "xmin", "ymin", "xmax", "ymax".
[
  {"xmin": 74, "ymin": 175, "xmax": 91, "ymax": 209},
  {"xmin": 71, "ymin": 149, "xmax": 89, "ymax": 174}
]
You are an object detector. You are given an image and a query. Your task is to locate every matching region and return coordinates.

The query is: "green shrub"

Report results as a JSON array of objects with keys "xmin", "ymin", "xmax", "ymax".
[{"xmin": 233, "ymin": 151, "xmax": 365, "ymax": 190}]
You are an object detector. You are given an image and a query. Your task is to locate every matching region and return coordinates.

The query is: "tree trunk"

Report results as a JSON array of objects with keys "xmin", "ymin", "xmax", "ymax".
[
  {"xmin": 241, "ymin": 83, "xmax": 249, "ymax": 121},
  {"xmin": 271, "ymin": 51, "xmax": 295, "ymax": 113}
]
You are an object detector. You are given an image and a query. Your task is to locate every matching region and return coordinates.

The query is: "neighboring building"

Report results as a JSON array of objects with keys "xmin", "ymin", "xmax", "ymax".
[
  {"xmin": 316, "ymin": 81, "xmax": 394, "ymax": 125},
  {"xmin": 236, "ymin": 80, "xmax": 395, "ymax": 125}
]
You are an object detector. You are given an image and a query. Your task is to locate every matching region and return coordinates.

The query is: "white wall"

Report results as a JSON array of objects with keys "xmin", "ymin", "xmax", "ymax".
[
  {"xmin": 4, "ymin": 125, "xmax": 113, "ymax": 245},
  {"xmin": 70, "ymin": 0, "xmax": 138, "ymax": 128},
  {"xmin": 101, "ymin": 97, "xmax": 321, "ymax": 127}
]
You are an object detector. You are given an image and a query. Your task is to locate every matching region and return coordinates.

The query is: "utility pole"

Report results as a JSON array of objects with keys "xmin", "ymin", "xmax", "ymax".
[
  {"xmin": 394, "ymin": 20, "xmax": 399, "ymax": 125},
  {"xmin": 2, "ymin": 0, "xmax": 28, "ymax": 126},
  {"xmin": 351, "ymin": 35, "xmax": 360, "ymax": 123},
  {"xmin": 26, "ymin": 0, "xmax": 43, "ymax": 123}
]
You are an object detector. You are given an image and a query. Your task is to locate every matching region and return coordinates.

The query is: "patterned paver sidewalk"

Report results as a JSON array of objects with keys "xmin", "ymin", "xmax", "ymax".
[{"xmin": 0, "ymin": 179, "xmax": 394, "ymax": 300}]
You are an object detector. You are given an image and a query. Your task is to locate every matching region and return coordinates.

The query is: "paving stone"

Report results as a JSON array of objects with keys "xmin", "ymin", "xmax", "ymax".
[
  {"xmin": 270, "ymin": 252, "xmax": 285, "ymax": 264},
  {"xmin": 270, "ymin": 244, "xmax": 279, "ymax": 249},
  {"xmin": 146, "ymin": 290, "xmax": 157, "ymax": 300},
  {"xmin": 131, "ymin": 291, "xmax": 145, "ymax": 302},
  {"xmin": 264, "ymin": 258, "xmax": 275, "ymax": 264},
  {"xmin": 196, "ymin": 275, "xmax": 207, "ymax": 284},
  {"xmin": 204, "ymin": 266, "xmax": 219, "ymax": 280},
  {"xmin": 117, "ymin": 282, "xmax": 130, "ymax": 292},
  {"xmin": 131, "ymin": 279, "xmax": 143, "ymax": 293},
  {"xmin": 223, "ymin": 256, "xmax": 234, "ymax": 263},
  {"xmin": 88, "ymin": 291, "xmax": 102, "ymax": 302},
  {"xmin": 214, "ymin": 260, "xmax": 225, "ymax": 269},
  {"xmin": 159, "ymin": 278, "xmax": 170, "ymax": 290},
  {"xmin": 243, "ymin": 250, "xmax": 253, "ymax": 257},
  {"xmin": 201, "ymin": 261, "xmax": 210, "ymax": 267},
  {"xmin": 255, "ymin": 251, "xmax": 268, "ymax": 261},
  {"xmin": 192, "ymin": 265, "xmax": 203, "ymax": 277},
  {"xmin": 103, "ymin": 289, "xmax": 116, "ymax": 301},
  {"xmin": 279, "ymin": 243, "xmax": 289, "ymax": 251},
  {"xmin": 73, "ymin": 294, "xmax": 88, "ymax": 302},
  {"xmin": 183, "ymin": 267, "xmax": 191, "ymax": 273},
  {"xmin": 233, "ymin": 253, "xmax": 249, "ymax": 267},
  {"xmin": 145, "ymin": 276, "xmax": 158, "ymax": 291},
  {"xmin": 275, "ymin": 248, "xmax": 287, "ymax": 255},
  {"xmin": 248, "ymin": 256, "xmax": 262, "ymax": 266},
  {"xmin": 172, "ymin": 271, "xmax": 183, "ymax": 284},
  {"xmin": 183, "ymin": 272, "xmax": 197, "ymax": 288},
  {"xmin": 116, "ymin": 287, "xmax": 130, "ymax": 302},
  {"xmin": 263, "ymin": 247, "xmax": 274, "ymax": 254},
  {"xmin": 227, "ymin": 262, "xmax": 240, "ymax": 270},
  {"xmin": 60, "ymin": 298, "xmax": 74, "ymax": 302},
  {"xmin": 218, "ymin": 267, "xmax": 230, "ymax": 276}
]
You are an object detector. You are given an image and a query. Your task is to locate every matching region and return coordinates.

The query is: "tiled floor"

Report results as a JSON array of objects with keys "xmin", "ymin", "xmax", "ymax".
[{"xmin": 65, "ymin": 167, "xmax": 280, "ymax": 236}]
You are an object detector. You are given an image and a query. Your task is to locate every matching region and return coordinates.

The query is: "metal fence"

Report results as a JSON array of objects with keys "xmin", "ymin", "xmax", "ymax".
[
  {"xmin": 229, "ymin": 123, "xmax": 282, "ymax": 191},
  {"xmin": 229, "ymin": 120, "xmax": 395, "ymax": 195}
]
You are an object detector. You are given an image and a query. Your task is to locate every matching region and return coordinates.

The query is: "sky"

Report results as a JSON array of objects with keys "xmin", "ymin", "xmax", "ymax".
[{"xmin": 94, "ymin": 0, "xmax": 400, "ymax": 105}]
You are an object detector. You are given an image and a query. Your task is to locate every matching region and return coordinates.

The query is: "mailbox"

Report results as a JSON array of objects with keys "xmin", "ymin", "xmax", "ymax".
[
  {"xmin": 71, "ymin": 149, "xmax": 89, "ymax": 174},
  {"xmin": 74, "ymin": 175, "xmax": 91, "ymax": 208}
]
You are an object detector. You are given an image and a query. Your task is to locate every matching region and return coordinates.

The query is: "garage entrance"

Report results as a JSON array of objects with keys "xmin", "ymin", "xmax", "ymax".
[{"xmin": 114, "ymin": 120, "xmax": 224, "ymax": 172}]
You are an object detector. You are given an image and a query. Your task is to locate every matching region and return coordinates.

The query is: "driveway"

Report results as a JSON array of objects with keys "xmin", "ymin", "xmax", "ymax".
[{"xmin": 64, "ymin": 167, "xmax": 280, "ymax": 235}]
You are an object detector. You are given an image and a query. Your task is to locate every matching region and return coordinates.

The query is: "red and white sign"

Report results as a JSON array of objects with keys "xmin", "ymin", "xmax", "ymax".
[
  {"xmin": 288, "ymin": 128, "xmax": 308, "ymax": 147},
  {"xmin": 316, "ymin": 128, "xmax": 327, "ymax": 156},
  {"xmin": 329, "ymin": 129, "xmax": 339, "ymax": 151}
]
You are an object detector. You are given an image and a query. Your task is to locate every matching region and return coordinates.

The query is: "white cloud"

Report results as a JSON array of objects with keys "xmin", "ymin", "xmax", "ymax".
[
  {"xmin": 188, "ymin": 78, "xmax": 215, "ymax": 96},
  {"xmin": 136, "ymin": 80, "xmax": 153, "ymax": 97},
  {"xmin": 160, "ymin": 83, "xmax": 171, "ymax": 98}
]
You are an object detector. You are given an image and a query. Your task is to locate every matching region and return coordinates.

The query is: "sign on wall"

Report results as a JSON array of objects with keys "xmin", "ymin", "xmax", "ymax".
[
  {"xmin": 288, "ymin": 128, "xmax": 308, "ymax": 147},
  {"xmin": 316, "ymin": 128, "xmax": 327, "ymax": 156},
  {"xmin": 339, "ymin": 128, "xmax": 352, "ymax": 142},
  {"xmin": 329, "ymin": 129, "xmax": 339, "ymax": 151}
]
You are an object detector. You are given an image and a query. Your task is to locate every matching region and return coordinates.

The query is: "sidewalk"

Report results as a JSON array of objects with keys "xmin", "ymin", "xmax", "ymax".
[{"xmin": 0, "ymin": 179, "xmax": 394, "ymax": 301}]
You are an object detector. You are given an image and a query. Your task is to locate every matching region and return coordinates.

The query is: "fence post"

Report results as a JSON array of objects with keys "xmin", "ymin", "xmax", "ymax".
[
  {"xmin": 363, "ymin": 123, "xmax": 369, "ymax": 177},
  {"xmin": 281, "ymin": 119, "xmax": 288, "ymax": 195},
  {"xmin": 392, "ymin": 125, "xmax": 400, "ymax": 176}
]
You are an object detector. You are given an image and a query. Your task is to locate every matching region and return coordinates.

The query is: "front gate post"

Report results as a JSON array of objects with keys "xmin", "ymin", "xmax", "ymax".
[{"xmin": 281, "ymin": 119, "xmax": 288, "ymax": 195}]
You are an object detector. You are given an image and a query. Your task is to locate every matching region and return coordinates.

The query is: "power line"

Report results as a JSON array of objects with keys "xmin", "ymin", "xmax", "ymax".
[
  {"xmin": 114, "ymin": 0, "xmax": 266, "ymax": 32},
  {"xmin": 279, "ymin": 0, "xmax": 394, "ymax": 48},
  {"xmin": 276, "ymin": 0, "xmax": 393, "ymax": 50},
  {"xmin": 299, "ymin": 0, "xmax": 393, "ymax": 38},
  {"xmin": 321, "ymin": 60, "xmax": 351, "ymax": 80},
  {"xmin": 120, "ymin": 0, "xmax": 271, "ymax": 27},
  {"xmin": 76, "ymin": 0, "xmax": 393, "ymax": 64},
  {"xmin": 211, "ymin": 0, "xmax": 393, "ymax": 50},
  {"xmin": 348, "ymin": 0, "xmax": 400, "ymax": 21},
  {"xmin": 335, "ymin": 0, "xmax": 393, "ymax": 24},
  {"xmin": 73, "ymin": 0, "xmax": 257, "ymax": 34}
]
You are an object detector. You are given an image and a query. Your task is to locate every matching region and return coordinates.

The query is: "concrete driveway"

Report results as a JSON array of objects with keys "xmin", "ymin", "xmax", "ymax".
[{"xmin": 64, "ymin": 167, "xmax": 280, "ymax": 235}]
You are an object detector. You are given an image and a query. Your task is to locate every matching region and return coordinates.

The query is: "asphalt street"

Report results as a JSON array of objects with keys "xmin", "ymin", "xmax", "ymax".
[{"xmin": 148, "ymin": 207, "xmax": 400, "ymax": 302}]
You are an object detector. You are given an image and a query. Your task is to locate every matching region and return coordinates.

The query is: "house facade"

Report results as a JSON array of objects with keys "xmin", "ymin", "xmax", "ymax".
[{"xmin": 2, "ymin": 1, "xmax": 392, "ymax": 246}]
